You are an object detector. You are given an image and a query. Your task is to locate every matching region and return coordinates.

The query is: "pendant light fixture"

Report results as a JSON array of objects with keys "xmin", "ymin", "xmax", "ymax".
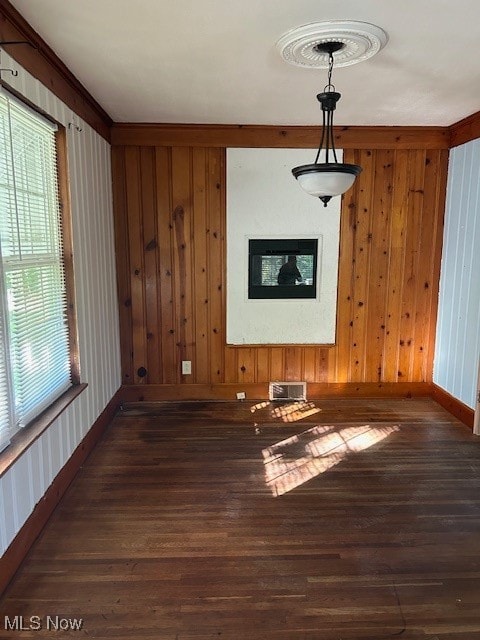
[
  {"xmin": 276, "ymin": 21, "xmax": 388, "ymax": 206},
  {"xmin": 292, "ymin": 41, "xmax": 361, "ymax": 206}
]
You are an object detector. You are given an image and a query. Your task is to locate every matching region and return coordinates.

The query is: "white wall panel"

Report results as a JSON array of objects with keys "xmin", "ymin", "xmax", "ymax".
[
  {"xmin": 28, "ymin": 441, "xmax": 44, "ymax": 505},
  {"xmin": 226, "ymin": 148, "xmax": 341, "ymax": 345},
  {"xmin": 0, "ymin": 52, "xmax": 121, "ymax": 554},
  {"xmin": 0, "ymin": 488, "xmax": 7, "ymax": 551},
  {"xmin": 0, "ymin": 472, "xmax": 16, "ymax": 544},
  {"xmin": 434, "ymin": 139, "xmax": 480, "ymax": 408},
  {"xmin": 10, "ymin": 455, "xmax": 30, "ymax": 533}
]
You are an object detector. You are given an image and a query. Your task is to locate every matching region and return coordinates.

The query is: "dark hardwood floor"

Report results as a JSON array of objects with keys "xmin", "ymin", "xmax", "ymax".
[{"xmin": 1, "ymin": 397, "xmax": 480, "ymax": 639}]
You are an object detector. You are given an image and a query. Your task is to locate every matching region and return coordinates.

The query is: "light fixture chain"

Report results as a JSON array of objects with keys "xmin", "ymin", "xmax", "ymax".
[{"xmin": 325, "ymin": 51, "xmax": 335, "ymax": 92}]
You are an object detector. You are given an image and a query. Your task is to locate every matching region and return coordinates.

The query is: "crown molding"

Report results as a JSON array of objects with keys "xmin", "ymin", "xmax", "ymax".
[
  {"xmin": 0, "ymin": 0, "xmax": 112, "ymax": 140},
  {"xmin": 449, "ymin": 110, "xmax": 480, "ymax": 148},
  {"xmin": 5, "ymin": 0, "xmax": 480, "ymax": 149},
  {"xmin": 111, "ymin": 123, "xmax": 450, "ymax": 149}
]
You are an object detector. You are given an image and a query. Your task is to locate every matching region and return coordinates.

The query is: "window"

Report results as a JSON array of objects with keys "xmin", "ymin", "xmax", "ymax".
[{"xmin": 0, "ymin": 90, "xmax": 73, "ymax": 452}]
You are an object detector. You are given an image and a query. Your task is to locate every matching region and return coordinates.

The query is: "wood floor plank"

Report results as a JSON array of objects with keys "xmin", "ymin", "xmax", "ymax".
[{"xmin": 1, "ymin": 398, "xmax": 480, "ymax": 639}]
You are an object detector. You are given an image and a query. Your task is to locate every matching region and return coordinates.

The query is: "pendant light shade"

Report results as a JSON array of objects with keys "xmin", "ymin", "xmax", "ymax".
[
  {"xmin": 291, "ymin": 42, "xmax": 362, "ymax": 206},
  {"xmin": 292, "ymin": 163, "xmax": 362, "ymax": 205}
]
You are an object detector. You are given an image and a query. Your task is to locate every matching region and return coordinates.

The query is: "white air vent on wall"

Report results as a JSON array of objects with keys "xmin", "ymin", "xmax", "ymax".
[{"xmin": 269, "ymin": 381, "xmax": 307, "ymax": 401}]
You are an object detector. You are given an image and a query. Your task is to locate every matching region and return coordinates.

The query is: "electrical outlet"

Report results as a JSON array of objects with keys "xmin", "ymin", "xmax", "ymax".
[
  {"xmin": 236, "ymin": 391, "xmax": 246, "ymax": 400},
  {"xmin": 181, "ymin": 360, "xmax": 192, "ymax": 375}
]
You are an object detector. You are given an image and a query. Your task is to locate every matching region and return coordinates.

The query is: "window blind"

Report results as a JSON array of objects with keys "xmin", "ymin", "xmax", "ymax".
[{"xmin": 0, "ymin": 90, "xmax": 71, "ymax": 450}]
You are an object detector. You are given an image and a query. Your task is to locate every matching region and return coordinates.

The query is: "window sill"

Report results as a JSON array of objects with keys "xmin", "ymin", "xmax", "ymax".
[{"xmin": 0, "ymin": 383, "xmax": 87, "ymax": 478}]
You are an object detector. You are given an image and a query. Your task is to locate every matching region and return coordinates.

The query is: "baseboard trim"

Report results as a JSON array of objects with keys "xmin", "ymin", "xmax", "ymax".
[
  {"xmin": 431, "ymin": 383, "xmax": 474, "ymax": 428},
  {"xmin": 120, "ymin": 382, "xmax": 432, "ymax": 403},
  {"xmin": 0, "ymin": 388, "xmax": 122, "ymax": 596}
]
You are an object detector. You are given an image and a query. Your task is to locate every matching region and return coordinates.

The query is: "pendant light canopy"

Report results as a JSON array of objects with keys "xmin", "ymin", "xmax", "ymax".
[{"xmin": 292, "ymin": 41, "xmax": 362, "ymax": 206}]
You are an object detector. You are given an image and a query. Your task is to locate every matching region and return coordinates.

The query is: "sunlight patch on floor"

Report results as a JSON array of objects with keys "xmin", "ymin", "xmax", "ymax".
[
  {"xmin": 250, "ymin": 401, "xmax": 271, "ymax": 413},
  {"xmin": 250, "ymin": 400, "xmax": 321, "ymax": 423},
  {"xmin": 263, "ymin": 424, "xmax": 399, "ymax": 496}
]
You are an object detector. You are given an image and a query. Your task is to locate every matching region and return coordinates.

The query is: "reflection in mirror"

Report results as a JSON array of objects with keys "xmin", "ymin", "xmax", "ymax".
[{"xmin": 249, "ymin": 239, "xmax": 318, "ymax": 299}]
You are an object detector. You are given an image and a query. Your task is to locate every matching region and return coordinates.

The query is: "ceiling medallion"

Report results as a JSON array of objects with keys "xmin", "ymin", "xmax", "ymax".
[{"xmin": 276, "ymin": 20, "xmax": 388, "ymax": 69}]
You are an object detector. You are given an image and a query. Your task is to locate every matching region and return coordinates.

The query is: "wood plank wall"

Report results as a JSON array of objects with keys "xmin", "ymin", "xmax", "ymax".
[{"xmin": 112, "ymin": 141, "xmax": 448, "ymax": 394}]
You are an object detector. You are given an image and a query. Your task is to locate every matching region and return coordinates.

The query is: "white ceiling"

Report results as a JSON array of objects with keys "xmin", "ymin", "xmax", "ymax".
[{"xmin": 8, "ymin": 0, "xmax": 480, "ymax": 126}]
